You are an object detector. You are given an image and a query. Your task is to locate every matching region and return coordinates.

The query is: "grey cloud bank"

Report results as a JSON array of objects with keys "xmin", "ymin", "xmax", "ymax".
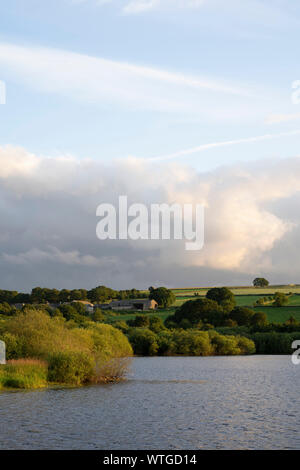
[{"xmin": 0, "ymin": 145, "xmax": 299, "ymax": 291}]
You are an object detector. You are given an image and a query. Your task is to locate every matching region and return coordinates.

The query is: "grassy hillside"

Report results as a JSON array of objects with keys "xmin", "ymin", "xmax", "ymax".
[
  {"xmin": 106, "ymin": 287, "xmax": 300, "ymax": 326},
  {"xmin": 172, "ymin": 286, "xmax": 300, "ymax": 296}
]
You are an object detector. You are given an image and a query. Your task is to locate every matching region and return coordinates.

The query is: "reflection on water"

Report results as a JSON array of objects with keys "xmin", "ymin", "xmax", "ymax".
[
  {"xmin": 0, "ymin": 356, "xmax": 299, "ymax": 449},
  {"xmin": 127, "ymin": 379, "xmax": 207, "ymax": 384}
]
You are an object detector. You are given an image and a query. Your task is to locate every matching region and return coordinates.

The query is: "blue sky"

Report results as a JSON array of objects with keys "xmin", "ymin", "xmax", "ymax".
[
  {"xmin": 1, "ymin": 1, "xmax": 300, "ymax": 290},
  {"xmin": 1, "ymin": 0, "xmax": 300, "ymax": 170}
]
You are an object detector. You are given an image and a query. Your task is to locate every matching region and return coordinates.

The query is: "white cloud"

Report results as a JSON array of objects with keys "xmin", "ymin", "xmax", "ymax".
[
  {"xmin": 0, "ymin": 145, "xmax": 299, "ymax": 289},
  {"xmin": 265, "ymin": 113, "xmax": 300, "ymax": 124},
  {"xmin": 0, "ymin": 42, "xmax": 263, "ymax": 119}
]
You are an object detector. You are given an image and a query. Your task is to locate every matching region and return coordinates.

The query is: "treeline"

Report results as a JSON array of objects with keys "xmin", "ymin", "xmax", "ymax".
[
  {"xmin": 128, "ymin": 327, "xmax": 255, "ymax": 356},
  {"xmin": 0, "ymin": 286, "xmax": 148, "ymax": 305},
  {"xmin": 113, "ymin": 314, "xmax": 255, "ymax": 356},
  {"xmin": 0, "ymin": 301, "xmax": 108, "ymax": 325}
]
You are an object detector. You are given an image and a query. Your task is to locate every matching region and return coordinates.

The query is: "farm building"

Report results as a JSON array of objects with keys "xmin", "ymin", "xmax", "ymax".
[{"xmin": 99, "ymin": 299, "xmax": 158, "ymax": 311}]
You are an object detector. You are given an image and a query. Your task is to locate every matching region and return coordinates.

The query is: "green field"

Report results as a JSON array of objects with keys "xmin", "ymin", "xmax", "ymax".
[
  {"xmin": 172, "ymin": 286, "xmax": 300, "ymax": 296},
  {"xmin": 106, "ymin": 286, "xmax": 300, "ymax": 325},
  {"xmin": 254, "ymin": 306, "xmax": 300, "ymax": 323}
]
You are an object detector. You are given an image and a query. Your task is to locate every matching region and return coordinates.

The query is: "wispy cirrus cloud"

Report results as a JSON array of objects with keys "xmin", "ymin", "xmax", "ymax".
[
  {"xmin": 0, "ymin": 42, "xmax": 262, "ymax": 119},
  {"xmin": 149, "ymin": 129, "xmax": 300, "ymax": 162}
]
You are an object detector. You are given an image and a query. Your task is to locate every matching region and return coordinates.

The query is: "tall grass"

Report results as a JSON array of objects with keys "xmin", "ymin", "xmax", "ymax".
[{"xmin": 0, "ymin": 359, "xmax": 48, "ymax": 389}]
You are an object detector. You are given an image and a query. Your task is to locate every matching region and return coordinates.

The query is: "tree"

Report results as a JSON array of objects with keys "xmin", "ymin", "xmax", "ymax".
[
  {"xmin": 169, "ymin": 298, "xmax": 224, "ymax": 327},
  {"xmin": 273, "ymin": 292, "xmax": 289, "ymax": 307},
  {"xmin": 250, "ymin": 311, "xmax": 268, "ymax": 328},
  {"xmin": 70, "ymin": 289, "xmax": 84, "ymax": 301},
  {"xmin": 31, "ymin": 287, "xmax": 46, "ymax": 304},
  {"xmin": 58, "ymin": 289, "xmax": 71, "ymax": 303},
  {"xmin": 149, "ymin": 315, "xmax": 165, "ymax": 333},
  {"xmin": 92, "ymin": 308, "xmax": 105, "ymax": 322},
  {"xmin": 128, "ymin": 328, "xmax": 159, "ymax": 356},
  {"xmin": 87, "ymin": 286, "xmax": 117, "ymax": 303},
  {"xmin": 127, "ymin": 315, "xmax": 150, "ymax": 328},
  {"xmin": 229, "ymin": 307, "xmax": 255, "ymax": 326},
  {"xmin": 253, "ymin": 278, "xmax": 269, "ymax": 287},
  {"xmin": 149, "ymin": 287, "xmax": 175, "ymax": 308},
  {"xmin": 206, "ymin": 287, "xmax": 236, "ymax": 313}
]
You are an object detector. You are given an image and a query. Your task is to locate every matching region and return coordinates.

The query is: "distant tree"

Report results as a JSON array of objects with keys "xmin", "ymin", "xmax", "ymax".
[
  {"xmin": 70, "ymin": 289, "xmax": 84, "ymax": 301},
  {"xmin": 285, "ymin": 316, "xmax": 298, "ymax": 326},
  {"xmin": 71, "ymin": 302, "xmax": 88, "ymax": 316},
  {"xmin": 31, "ymin": 287, "xmax": 47, "ymax": 304},
  {"xmin": 206, "ymin": 287, "xmax": 236, "ymax": 313},
  {"xmin": 149, "ymin": 315, "xmax": 165, "ymax": 333},
  {"xmin": 169, "ymin": 298, "xmax": 224, "ymax": 327},
  {"xmin": 149, "ymin": 287, "xmax": 175, "ymax": 308},
  {"xmin": 13, "ymin": 293, "xmax": 31, "ymax": 304},
  {"xmin": 273, "ymin": 292, "xmax": 289, "ymax": 307},
  {"xmin": 229, "ymin": 307, "xmax": 255, "ymax": 326},
  {"xmin": 58, "ymin": 304, "xmax": 82, "ymax": 322},
  {"xmin": 58, "ymin": 289, "xmax": 71, "ymax": 303},
  {"xmin": 0, "ymin": 302, "xmax": 15, "ymax": 316},
  {"xmin": 128, "ymin": 328, "xmax": 159, "ymax": 356},
  {"xmin": 250, "ymin": 311, "xmax": 268, "ymax": 328},
  {"xmin": 92, "ymin": 308, "xmax": 105, "ymax": 322},
  {"xmin": 87, "ymin": 286, "xmax": 117, "ymax": 303},
  {"xmin": 44, "ymin": 289, "xmax": 60, "ymax": 303},
  {"xmin": 127, "ymin": 315, "xmax": 150, "ymax": 328},
  {"xmin": 0, "ymin": 290, "xmax": 18, "ymax": 304},
  {"xmin": 253, "ymin": 278, "xmax": 269, "ymax": 287}
]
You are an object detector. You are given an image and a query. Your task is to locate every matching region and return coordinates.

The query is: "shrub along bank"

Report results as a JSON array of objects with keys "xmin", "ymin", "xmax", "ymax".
[{"xmin": 0, "ymin": 309, "xmax": 132, "ymax": 389}]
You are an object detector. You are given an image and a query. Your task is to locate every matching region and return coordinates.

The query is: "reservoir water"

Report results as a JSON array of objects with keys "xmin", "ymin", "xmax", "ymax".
[{"xmin": 0, "ymin": 356, "xmax": 299, "ymax": 449}]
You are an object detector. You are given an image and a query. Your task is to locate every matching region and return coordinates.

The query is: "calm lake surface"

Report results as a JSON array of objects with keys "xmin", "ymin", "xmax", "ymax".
[{"xmin": 0, "ymin": 356, "xmax": 299, "ymax": 449}]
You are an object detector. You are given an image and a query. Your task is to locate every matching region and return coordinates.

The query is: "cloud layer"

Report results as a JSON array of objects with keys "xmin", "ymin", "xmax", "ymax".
[{"xmin": 0, "ymin": 145, "xmax": 299, "ymax": 290}]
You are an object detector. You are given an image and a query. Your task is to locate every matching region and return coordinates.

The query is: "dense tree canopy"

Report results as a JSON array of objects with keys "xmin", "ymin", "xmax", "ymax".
[
  {"xmin": 206, "ymin": 287, "xmax": 236, "ymax": 312},
  {"xmin": 149, "ymin": 287, "xmax": 175, "ymax": 308},
  {"xmin": 273, "ymin": 292, "xmax": 289, "ymax": 307},
  {"xmin": 253, "ymin": 278, "xmax": 269, "ymax": 287},
  {"xmin": 167, "ymin": 298, "xmax": 224, "ymax": 328}
]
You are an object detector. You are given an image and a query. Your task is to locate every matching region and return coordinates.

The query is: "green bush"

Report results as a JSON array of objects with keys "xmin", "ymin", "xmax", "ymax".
[
  {"xmin": 128, "ymin": 327, "xmax": 255, "ymax": 357},
  {"xmin": 128, "ymin": 328, "xmax": 159, "ymax": 356},
  {"xmin": 171, "ymin": 330, "xmax": 214, "ymax": 356},
  {"xmin": 250, "ymin": 332, "xmax": 300, "ymax": 354},
  {"xmin": 47, "ymin": 351, "xmax": 95, "ymax": 385},
  {"xmin": 0, "ymin": 310, "xmax": 133, "ymax": 387}
]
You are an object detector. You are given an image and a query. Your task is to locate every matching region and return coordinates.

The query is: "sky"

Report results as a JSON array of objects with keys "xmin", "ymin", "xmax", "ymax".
[{"xmin": 0, "ymin": 0, "xmax": 300, "ymax": 291}]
